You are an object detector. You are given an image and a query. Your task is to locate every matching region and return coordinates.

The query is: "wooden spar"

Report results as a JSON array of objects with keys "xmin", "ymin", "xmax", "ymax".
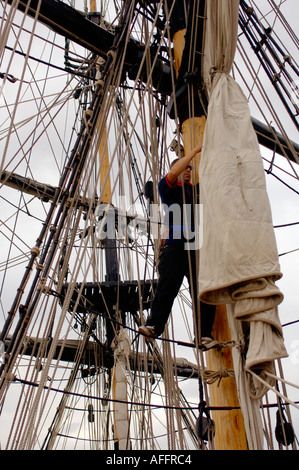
[
  {"xmin": 206, "ymin": 306, "xmax": 248, "ymax": 449},
  {"xmin": 172, "ymin": 29, "xmax": 186, "ymax": 76},
  {"xmin": 182, "ymin": 107, "xmax": 248, "ymax": 449},
  {"xmin": 89, "ymin": 0, "xmax": 97, "ymax": 12},
  {"xmin": 98, "ymin": 117, "xmax": 112, "ymax": 203},
  {"xmin": 181, "ymin": 117, "xmax": 205, "ymax": 183},
  {"xmin": 171, "ymin": 7, "xmax": 248, "ymax": 450}
]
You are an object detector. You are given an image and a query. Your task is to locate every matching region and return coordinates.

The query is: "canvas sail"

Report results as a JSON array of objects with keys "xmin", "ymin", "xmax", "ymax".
[{"xmin": 198, "ymin": 0, "xmax": 288, "ymax": 398}]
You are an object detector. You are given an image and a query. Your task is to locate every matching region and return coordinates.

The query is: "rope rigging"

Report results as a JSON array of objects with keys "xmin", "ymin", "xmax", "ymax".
[
  {"xmin": 0, "ymin": 0, "xmax": 298, "ymax": 451},
  {"xmin": 239, "ymin": 0, "xmax": 299, "ymax": 130}
]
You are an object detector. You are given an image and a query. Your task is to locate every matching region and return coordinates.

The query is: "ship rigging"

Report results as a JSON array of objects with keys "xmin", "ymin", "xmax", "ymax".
[{"xmin": 0, "ymin": 0, "xmax": 298, "ymax": 451}]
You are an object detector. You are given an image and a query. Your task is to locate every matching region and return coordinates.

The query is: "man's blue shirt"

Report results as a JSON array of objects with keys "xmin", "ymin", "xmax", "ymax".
[{"xmin": 158, "ymin": 175, "xmax": 200, "ymax": 246}]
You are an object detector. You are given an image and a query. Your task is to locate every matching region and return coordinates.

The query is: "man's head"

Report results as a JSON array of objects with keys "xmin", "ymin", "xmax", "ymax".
[{"xmin": 170, "ymin": 158, "xmax": 192, "ymax": 184}]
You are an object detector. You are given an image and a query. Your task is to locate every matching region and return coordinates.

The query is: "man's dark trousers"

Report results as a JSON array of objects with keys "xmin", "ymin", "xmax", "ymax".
[{"xmin": 146, "ymin": 244, "xmax": 215, "ymax": 338}]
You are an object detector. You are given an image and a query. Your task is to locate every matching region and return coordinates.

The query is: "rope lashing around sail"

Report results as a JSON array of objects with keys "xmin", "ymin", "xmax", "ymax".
[{"xmin": 209, "ymin": 66, "xmax": 226, "ymax": 77}]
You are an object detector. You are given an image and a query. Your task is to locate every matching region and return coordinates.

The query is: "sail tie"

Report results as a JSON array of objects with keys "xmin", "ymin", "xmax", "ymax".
[{"xmin": 209, "ymin": 66, "xmax": 226, "ymax": 76}]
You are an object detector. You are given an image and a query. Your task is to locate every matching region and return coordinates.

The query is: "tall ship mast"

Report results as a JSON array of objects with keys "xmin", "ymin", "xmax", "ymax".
[{"xmin": 0, "ymin": 0, "xmax": 298, "ymax": 451}]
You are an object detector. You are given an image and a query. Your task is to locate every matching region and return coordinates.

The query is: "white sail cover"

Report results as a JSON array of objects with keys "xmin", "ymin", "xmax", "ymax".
[
  {"xmin": 112, "ymin": 328, "xmax": 131, "ymax": 449},
  {"xmin": 199, "ymin": 0, "xmax": 288, "ymax": 398}
]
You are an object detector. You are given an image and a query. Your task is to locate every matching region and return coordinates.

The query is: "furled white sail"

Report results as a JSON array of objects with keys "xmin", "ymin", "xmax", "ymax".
[
  {"xmin": 198, "ymin": 0, "xmax": 288, "ymax": 399},
  {"xmin": 112, "ymin": 328, "xmax": 131, "ymax": 449}
]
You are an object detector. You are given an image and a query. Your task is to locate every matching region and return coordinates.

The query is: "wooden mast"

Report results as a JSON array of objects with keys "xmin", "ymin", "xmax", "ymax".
[
  {"xmin": 171, "ymin": 3, "xmax": 248, "ymax": 450},
  {"xmin": 89, "ymin": 0, "xmax": 130, "ymax": 450}
]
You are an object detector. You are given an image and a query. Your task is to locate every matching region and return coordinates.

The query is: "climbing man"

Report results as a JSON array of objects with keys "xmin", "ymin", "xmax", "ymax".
[{"xmin": 139, "ymin": 140, "xmax": 216, "ymax": 347}]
